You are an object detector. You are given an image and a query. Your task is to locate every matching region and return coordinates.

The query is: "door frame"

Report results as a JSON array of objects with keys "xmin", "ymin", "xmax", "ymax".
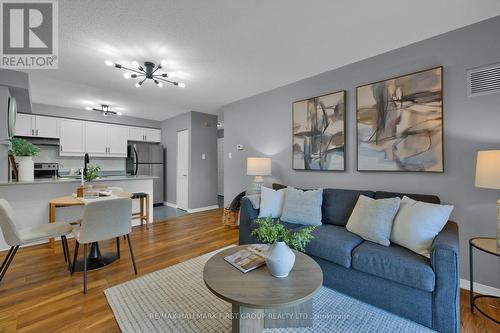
[{"xmin": 176, "ymin": 129, "xmax": 189, "ymax": 210}]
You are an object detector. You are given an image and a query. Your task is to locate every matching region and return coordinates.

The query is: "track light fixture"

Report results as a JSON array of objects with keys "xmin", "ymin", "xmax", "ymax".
[
  {"xmin": 105, "ymin": 60, "xmax": 185, "ymax": 88},
  {"xmin": 86, "ymin": 104, "xmax": 122, "ymax": 117}
]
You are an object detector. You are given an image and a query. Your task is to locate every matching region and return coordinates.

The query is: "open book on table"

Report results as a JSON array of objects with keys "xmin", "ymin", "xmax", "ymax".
[{"xmin": 224, "ymin": 244, "xmax": 269, "ymax": 273}]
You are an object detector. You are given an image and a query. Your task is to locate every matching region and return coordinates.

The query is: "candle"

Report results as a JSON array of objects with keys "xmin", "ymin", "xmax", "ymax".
[{"xmin": 81, "ymin": 168, "xmax": 84, "ymax": 185}]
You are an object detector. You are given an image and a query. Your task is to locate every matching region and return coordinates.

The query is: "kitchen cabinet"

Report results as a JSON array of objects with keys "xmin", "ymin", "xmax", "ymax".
[
  {"xmin": 60, "ymin": 119, "xmax": 85, "ymax": 156},
  {"xmin": 127, "ymin": 126, "xmax": 161, "ymax": 143},
  {"xmin": 106, "ymin": 124, "xmax": 128, "ymax": 156},
  {"xmin": 15, "ymin": 114, "xmax": 59, "ymax": 138},
  {"xmin": 86, "ymin": 122, "xmax": 128, "ymax": 157}
]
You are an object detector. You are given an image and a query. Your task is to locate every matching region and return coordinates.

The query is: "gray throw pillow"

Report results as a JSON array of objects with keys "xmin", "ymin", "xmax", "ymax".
[
  {"xmin": 346, "ymin": 195, "xmax": 401, "ymax": 246},
  {"xmin": 281, "ymin": 187, "xmax": 323, "ymax": 226}
]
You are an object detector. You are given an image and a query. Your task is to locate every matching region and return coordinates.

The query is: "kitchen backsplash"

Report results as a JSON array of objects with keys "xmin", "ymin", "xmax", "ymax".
[{"xmin": 34, "ymin": 146, "xmax": 126, "ymax": 173}]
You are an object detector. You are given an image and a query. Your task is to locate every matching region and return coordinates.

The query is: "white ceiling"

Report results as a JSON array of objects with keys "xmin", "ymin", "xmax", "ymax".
[{"xmin": 25, "ymin": 0, "xmax": 500, "ymax": 121}]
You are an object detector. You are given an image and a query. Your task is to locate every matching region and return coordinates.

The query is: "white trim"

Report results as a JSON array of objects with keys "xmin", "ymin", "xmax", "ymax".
[
  {"xmin": 460, "ymin": 279, "xmax": 500, "ymax": 297},
  {"xmin": 165, "ymin": 202, "xmax": 177, "ymax": 208},
  {"xmin": 187, "ymin": 205, "xmax": 219, "ymax": 213}
]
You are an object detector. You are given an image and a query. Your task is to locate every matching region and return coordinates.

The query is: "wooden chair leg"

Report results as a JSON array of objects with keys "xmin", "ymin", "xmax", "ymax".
[
  {"xmin": 83, "ymin": 243, "xmax": 88, "ymax": 294},
  {"xmin": 126, "ymin": 234, "xmax": 138, "ymax": 275},
  {"xmin": 0, "ymin": 246, "xmax": 19, "ymax": 282},
  {"xmin": 71, "ymin": 242, "xmax": 79, "ymax": 275},
  {"xmin": 116, "ymin": 237, "xmax": 120, "ymax": 258},
  {"xmin": 62, "ymin": 236, "xmax": 72, "ymax": 272}
]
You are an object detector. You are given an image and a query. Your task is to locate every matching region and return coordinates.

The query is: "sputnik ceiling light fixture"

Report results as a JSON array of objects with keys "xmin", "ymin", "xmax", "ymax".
[
  {"xmin": 105, "ymin": 60, "xmax": 185, "ymax": 88},
  {"xmin": 85, "ymin": 104, "xmax": 122, "ymax": 117}
]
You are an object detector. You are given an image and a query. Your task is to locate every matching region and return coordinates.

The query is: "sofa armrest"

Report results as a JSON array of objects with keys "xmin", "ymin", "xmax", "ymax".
[
  {"xmin": 239, "ymin": 197, "xmax": 259, "ymax": 245},
  {"xmin": 430, "ymin": 221, "xmax": 460, "ymax": 333}
]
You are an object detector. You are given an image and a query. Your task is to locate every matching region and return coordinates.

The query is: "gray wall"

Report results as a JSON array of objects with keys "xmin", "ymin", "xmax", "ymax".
[
  {"xmin": 161, "ymin": 111, "xmax": 218, "ymax": 209},
  {"xmin": 32, "ymin": 103, "xmax": 161, "ymax": 128},
  {"xmin": 220, "ymin": 16, "xmax": 500, "ymax": 288},
  {"xmin": 190, "ymin": 112, "xmax": 218, "ymax": 208},
  {"xmin": 161, "ymin": 112, "xmax": 191, "ymax": 205}
]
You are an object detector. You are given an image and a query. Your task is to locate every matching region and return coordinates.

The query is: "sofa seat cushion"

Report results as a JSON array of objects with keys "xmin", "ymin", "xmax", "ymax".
[
  {"xmin": 305, "ymin": 224, "xmax": 364, "ymax": 268},
  {"xmin": 322, "ymin": 189, "xmax": 375, "ymax": 226},
  {"xmin": 352, "ymin": 241, "xmax": 435, "ymax": 292}
]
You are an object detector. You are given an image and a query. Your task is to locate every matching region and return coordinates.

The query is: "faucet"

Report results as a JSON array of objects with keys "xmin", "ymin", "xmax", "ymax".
[{"xmin": 83, "ymin": 153, "xmax": 90, "ymax": 177}]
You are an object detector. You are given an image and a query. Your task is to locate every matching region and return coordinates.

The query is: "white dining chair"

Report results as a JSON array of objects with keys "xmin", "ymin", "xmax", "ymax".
[
  {"xmin": 71, "ymin": 197, "xmax": 136, "ymax": 293},
  {"xmin": 0, "ymin": 199, "xmax": 73, "ymax": 282}
]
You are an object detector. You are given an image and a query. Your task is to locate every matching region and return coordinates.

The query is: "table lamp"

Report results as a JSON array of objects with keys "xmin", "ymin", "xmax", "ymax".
[
  {"xmin": 475, "ymin": 150, "xmax": 500, "ymax": 247},
  {"xmin": 247, "ymin": 157, "xmax": 272, "ymax": 194}
]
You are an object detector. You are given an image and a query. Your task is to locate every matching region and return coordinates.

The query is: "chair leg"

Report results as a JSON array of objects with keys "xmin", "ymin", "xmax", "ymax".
[
  {"xmin": 126, "ymin": 234, "xmax": 138, "ymax": 275},
  {"xmin": 116, "ymin": 237, "xmax": 120, "ymax": 258},
  {"xmin": 71, "ymin": 242, "xmax": 79, "ymax": 275},
  {"xmin": 83, "ymin": 243, "xmax": 88, "ymax": 294},
  {"xmin": 61, "ymin": 237, "xmax": 67, "ymax": 263},
  {"xmin": 0, "ymin": 246, "xmax": 19, "ymax": 282},
  {"xmin": 62, "ymin": 236, "xmax": 72, "ymax": 272}
]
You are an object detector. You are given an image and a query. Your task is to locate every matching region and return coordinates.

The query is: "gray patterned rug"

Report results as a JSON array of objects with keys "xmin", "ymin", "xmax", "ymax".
[{"xmin": 104, "ymin": 246, "xmax": 434, "ymax": 333}]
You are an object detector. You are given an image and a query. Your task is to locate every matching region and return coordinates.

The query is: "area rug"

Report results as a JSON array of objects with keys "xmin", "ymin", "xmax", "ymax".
[{"xmin": 104, "ymin": 246, "xmax": 434, "ymax": 333}]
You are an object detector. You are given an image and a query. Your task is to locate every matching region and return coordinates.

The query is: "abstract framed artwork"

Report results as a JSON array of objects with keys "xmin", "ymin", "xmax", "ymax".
[
  {"xmin": 356, "ymin": 67, "xmax": 444, "ymax": 172},
  {"xmin": 292, "ymin": 90, "xmax": 346, "ymax": 171}
]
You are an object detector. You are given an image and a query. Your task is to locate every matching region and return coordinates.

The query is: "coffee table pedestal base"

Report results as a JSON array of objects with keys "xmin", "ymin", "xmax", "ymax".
[{"xmin": 232, "ymin": 300, "xmax": 313, "ymax": 333}]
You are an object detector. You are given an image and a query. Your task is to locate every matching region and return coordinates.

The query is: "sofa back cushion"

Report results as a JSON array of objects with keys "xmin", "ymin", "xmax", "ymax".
[
  {"xmin": 374, "ymin": 191, "xmax": 440, "ymax": 204},
  {"xmin": 322, "ymin": 189, "xmax": 375, "ymax": 226}
]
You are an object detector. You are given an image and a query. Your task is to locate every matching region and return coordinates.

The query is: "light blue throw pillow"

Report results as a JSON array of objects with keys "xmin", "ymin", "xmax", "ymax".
[{"xmin": 281, "ymin": 187, "xmax": 323, "ymax": 226}]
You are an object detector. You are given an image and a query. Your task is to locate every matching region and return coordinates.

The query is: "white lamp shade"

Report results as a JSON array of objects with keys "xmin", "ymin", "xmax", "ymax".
[
  {"xmin": 475, "ymin": 150, "xmax": 500, "ymax": 189},
  {"xmin": 247, "ymin": 157, "xmax": 272, "ymax": 176}
]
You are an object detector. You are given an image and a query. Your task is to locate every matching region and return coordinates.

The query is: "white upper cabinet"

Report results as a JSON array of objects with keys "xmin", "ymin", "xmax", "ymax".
[
  {"xmin": 127, "ymin": 126, "xmax": 161, "ymax": 143},
  {"xmin": 85, "ymin": 122, "xmax": 107, "ymax": 156},
  {"xmin": 60, "ymin": 119, "xmax": 85, "ymax": 156},
  {"xmin": 15, "ymin": 114, "xmax": 59, "ymax": 138},
  {"xmin": 15, "ymin": 113, "xmax": 33, "ymax": 137},
  {"xmin": 106, "ymin": 124, "xmax": 128, "ymax": 157},
  {"xmin": 144, "ymin": 128, "xmax": 161, "ymax": 143},
  {"xmin": 35, "ymin": 116, "xmax": 59, "ymax": 138}
]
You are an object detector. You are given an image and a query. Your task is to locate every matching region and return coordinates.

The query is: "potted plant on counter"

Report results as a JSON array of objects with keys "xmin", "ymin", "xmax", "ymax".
[
  {"xmin": 251, "ymin": 216, "xmax": 316, "ymax": 278},
  {"xmin": 10, "ymin": 137, "xmax": 40, "ymax": 182}
]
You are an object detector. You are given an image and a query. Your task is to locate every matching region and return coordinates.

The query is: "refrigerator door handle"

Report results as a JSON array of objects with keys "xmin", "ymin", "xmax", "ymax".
[{"xmin": 133, "ymin": 146, "xmax": 139, "ymax": 175}]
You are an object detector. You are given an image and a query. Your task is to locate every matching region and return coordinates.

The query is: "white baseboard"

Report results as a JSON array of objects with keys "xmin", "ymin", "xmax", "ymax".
[
  {"xmin": 165, "ymin": 202, "xmax": 177, "ymax": 208},
  {"xmin": 187, "ymin": 205, "xmax": 219, "ymax": 213},
  {"xmin": 460, "ymin": 279, "xmax": 500, "ymax": 297}
]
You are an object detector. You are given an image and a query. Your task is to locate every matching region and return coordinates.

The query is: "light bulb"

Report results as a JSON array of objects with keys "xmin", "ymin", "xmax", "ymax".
[
  {"xmin": 85, "ymin": 106, "xmax": 92, "ymax": 111},
  {"xmin": 135, "ymin": 82, "xmax": 142, "ymax": 88},
  {"xmin": 178, "ymin": 82, "xmax": 186, "ymax": 88},
  {"xmin": 157, "ymin": 82, "xmax": 163, "ymax": 88},
  {"xmin": 123, "ymin": 73, "xmax": 131, "ymax": 79},
  {"xmin": 169, "ymin": 72, "xmax": 176, "ymax": 78},
  {"xmin": 103, "ymin": 111, "xmax": 108, "ymax": 117},
  {"xmin": 132, "ymin": 61, "xmax": 140, "ymax": 68},
  {"xmin": 116, "ymin": 112, "xmax": 123, "ymax": 116},
  {"xmin": 161, "ymin": 60, "xmax": 168, "ymax": 67},
  {"xmin": 104, "ymin": 60, "xmax": 114, "ymax": 66}
]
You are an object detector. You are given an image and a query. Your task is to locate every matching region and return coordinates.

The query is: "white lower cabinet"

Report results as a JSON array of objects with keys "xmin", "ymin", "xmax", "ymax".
[{"xmin": 60, "ymin": 119, "xmax": 85, "ymax": 156}]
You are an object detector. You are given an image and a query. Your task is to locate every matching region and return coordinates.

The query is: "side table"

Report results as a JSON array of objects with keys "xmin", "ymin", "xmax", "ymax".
[{"xmin": 469, "ymin": 237, "xmax": 499, "ymax": 324}]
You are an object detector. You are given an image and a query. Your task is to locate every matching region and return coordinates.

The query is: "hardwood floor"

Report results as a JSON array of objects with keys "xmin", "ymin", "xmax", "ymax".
[{"xmin": 0, "ymin": 208, "xmax": 497, "ymax": 332}]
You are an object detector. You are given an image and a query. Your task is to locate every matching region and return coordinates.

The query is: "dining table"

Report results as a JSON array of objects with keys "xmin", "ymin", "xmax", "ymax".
[{"xmin": 48, "ymin": 191, "xmax": 150, "ymax": 272}]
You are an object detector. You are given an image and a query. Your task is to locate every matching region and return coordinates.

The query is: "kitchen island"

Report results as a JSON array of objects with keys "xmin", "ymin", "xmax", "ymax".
[{"xmin": 0, "ymin": 175, "xmax": 156, "ymax": 251}]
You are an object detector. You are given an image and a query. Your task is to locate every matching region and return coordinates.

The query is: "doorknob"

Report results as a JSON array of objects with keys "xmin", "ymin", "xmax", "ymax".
[{"xmin": 183, "ymin": 174, "xmax": 187, "ymax": 176}]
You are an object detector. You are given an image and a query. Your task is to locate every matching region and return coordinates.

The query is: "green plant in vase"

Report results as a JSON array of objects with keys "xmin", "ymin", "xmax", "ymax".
[
  {"xmin": 84, "ymin": 165, "xmax": 101, "ymax": 182},
  {"xmin": 251, "ymin": 215, "xmax": 317, "ymax": 278},
  {"xmin": 9, "ymin": 137, "xmax": 40, "ymax": 181}
]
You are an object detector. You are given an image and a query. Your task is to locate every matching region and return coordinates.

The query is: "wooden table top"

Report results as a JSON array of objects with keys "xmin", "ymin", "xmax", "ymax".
[
  {"xmin": 49, "ymin": 192, "xmax": 134, "ymax": 206},
  {"xmin": 203, "ymin": 245, "xmax": 323, "ymax": 309}
]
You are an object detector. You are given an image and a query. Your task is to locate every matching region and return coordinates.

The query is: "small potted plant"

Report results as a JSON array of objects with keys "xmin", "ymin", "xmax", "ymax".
[
  {"xmin": 251, "ymin": 216, "xmax": 316, "ymax": 278},
  {"xmin": 84, "ymin": 165, "xmax": 101, "ymax": 183},
  {"xmin": 10, "ymin": 137, "xmax": 40, "ymax": 182}
]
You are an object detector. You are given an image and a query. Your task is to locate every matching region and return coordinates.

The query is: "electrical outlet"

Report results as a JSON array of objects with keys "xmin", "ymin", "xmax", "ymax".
[
  {"xmin": 236, "ymin": 144, "xmax": 244, "ymax": 151},
  {"xmin": 228, "ymin": 152, "xmax": 232, "ymax": 159},
  {"xmin": 202, "ymin": 153, "xmax": 206, "ymax": 160}
]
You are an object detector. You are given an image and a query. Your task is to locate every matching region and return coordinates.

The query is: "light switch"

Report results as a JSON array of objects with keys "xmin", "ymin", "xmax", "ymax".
[
  {"xmin": 236, "ymin": 144, "xmax": 244, "ymax": 151},
  {"xmin": 202, "ymin": 153, "xmax": 206, "ymax": 160},
  {"xmin": 228, "ymin": 152, "xmax": 232, "ymax": 159}
]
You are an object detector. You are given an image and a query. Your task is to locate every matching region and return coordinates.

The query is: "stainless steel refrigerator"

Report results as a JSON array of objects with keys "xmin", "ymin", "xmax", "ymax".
[{"xmin": 127, "ymin": 143, "xmax": 165, "ymax": 205}]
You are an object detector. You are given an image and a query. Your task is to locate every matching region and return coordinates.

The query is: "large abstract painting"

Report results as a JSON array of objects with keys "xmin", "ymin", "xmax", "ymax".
[
  {"xmin": 356, "ymin": 67, "xmax": 443, "ymax": 172},
  {"xmin": 293, "ymin": 90, "xmax": 345, "ymax": 171}
]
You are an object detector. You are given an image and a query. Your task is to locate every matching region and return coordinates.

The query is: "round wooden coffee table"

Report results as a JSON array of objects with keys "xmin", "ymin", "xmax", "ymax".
[{"xmin": 203, "ymin": 245, "xmax": 323, "ymax": 333}]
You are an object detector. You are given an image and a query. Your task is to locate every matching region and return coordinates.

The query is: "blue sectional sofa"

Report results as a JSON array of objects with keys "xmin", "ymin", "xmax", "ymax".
[{"xmin": 239, "ymin": 187, "xmax": 460, "ymax": 333}]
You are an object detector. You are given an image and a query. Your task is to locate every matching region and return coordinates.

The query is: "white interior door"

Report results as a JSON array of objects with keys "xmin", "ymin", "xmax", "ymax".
[
  {"xmin": 176, "ymin": 130, "xmax": 189, "ymax": 210},
  {"xmin": 217, "ymin": 138, "xmax": 224, "ymax": 196}
]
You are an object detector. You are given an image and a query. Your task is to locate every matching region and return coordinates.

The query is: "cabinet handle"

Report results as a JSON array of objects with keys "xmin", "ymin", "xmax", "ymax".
[
  {"xmin": 60, "ymin": 145, "xmax": 62, "ymax": 152},
  {"xmin": 36, "ymin": 129, "xmax": 39, "ymax": 136},
  {"xmin": 31, "ymin": 129, "xmax": 34, "ymax": 136}
]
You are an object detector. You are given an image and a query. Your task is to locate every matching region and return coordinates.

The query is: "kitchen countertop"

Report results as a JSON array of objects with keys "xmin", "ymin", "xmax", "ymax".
[{"xmin": 0, "ymin": 175, "xmax": 158, "ymax": 186}]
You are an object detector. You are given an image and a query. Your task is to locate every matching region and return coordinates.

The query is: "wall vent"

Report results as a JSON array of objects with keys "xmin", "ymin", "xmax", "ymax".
[{"xmin": 467, "ymin": 63, "xmax": 500, "ymax": 97}]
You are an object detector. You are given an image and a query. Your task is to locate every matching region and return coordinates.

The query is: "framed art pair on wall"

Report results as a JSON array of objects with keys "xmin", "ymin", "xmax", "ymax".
[{"xmin": 292, "ymin": 66, "xmax": 443, "ymax": 172}]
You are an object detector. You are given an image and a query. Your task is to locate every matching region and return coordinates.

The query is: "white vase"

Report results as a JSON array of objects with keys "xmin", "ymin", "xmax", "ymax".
[
  {"xmin": 266, "ymin": 241, "xmax": 296, "ymax": 278},
  {"xmin": 17, "ymin": 156, "xmax": 34, "ymax": 182}
]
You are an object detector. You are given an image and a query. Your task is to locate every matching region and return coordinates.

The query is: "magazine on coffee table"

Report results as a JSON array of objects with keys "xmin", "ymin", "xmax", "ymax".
[{"xmin": 224, "ymin": 244, "xmax": 269, "ymax": 273}]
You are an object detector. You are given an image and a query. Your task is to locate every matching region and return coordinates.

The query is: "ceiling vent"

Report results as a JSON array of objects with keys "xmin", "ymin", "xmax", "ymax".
[{"xmin": 467, "ymin": 63, "xmax": 500, "ymax": 97}]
